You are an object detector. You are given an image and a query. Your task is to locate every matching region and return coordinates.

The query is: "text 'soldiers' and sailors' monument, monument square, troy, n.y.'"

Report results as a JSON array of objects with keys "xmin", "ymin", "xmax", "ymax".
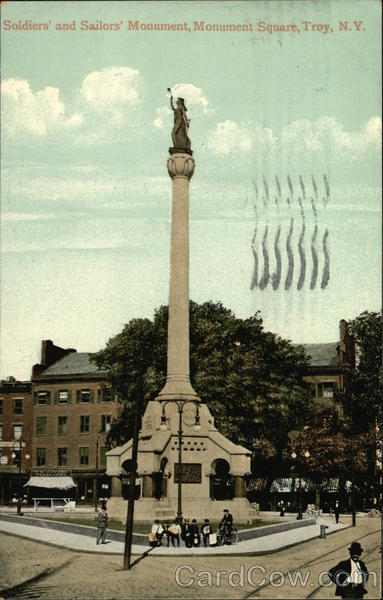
[{"xmin": 106, "ymin": 92, "xmax": 256, "ymax": 522}]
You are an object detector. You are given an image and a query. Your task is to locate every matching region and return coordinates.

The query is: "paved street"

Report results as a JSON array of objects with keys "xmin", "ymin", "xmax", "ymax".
[{"xmin": 0, "ymin": 516, "xmax": 380, "ymax": 599}]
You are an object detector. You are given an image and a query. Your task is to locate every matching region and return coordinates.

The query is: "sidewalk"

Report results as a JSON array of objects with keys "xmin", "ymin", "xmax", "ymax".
[{"xmin": 0, "ymin": 516, "xmax": 349, "ymax": 556}]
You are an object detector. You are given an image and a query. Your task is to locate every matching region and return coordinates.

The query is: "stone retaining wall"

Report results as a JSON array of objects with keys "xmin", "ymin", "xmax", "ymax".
[{"xmin": 0, "ymin": 513, "xmax": 316, "ymax": 547}]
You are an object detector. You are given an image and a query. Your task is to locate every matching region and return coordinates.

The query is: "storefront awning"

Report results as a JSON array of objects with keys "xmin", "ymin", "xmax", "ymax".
[
  {"xmin": 247, "ymin": 478, "xmax": 269, "ymax": 492},
  {"xmin": 270, "ymin": 478, "xmax": 311, "ymax": 493},
  {"xmin": 24, "ymin": 476, "xmax": 77, "ymax": 490}
]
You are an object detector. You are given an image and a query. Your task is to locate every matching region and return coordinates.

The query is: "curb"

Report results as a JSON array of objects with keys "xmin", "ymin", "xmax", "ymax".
[{"xmin": 0, "ymin": 521, "xmax": 351, "ymax": 558}]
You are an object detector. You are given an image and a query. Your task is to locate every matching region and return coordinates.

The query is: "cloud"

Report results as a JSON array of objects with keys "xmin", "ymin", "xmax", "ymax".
[
  {"xmin": 207, "ymin": 120, "xmax": 276, "ymax": 155},
  {"xmin": 1, "ymin": 78, "xmax": 83, "ymax": 136},
  {"xmin": 1, "ymin": 212, "xmax": 57, "ymax": 222},
  {"xmin": 154, "ymin": 106, "xmax": 172, "ymax": 128},
  {"xmin": 280, "ymin": 116, "xmax": 382, "ymax": 158},
  {"xmin": 79, "ymin": 67, "xmax": 140, "ymax": 111},
  {"xmin": 207, "ymin": 116, "xmax": 382, "ymax": 160},
  {"xmin": 2, "ymin": 167, "xmax": 170, "ymax": 209}
]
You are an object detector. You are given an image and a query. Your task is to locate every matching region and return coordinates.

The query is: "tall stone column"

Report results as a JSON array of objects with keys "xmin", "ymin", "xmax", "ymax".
[{"xmin": 157, "ymin": 153, "xmax": 199, "ymax": 401}]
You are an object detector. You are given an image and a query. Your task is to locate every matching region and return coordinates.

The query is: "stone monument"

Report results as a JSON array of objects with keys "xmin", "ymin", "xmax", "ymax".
[{"xmin": 106, "ymin": 92, "xmax": 257, "ymax": 522}]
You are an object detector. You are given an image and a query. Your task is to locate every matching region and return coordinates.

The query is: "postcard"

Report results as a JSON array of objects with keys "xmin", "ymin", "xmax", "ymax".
[{"xmin": 0, "ymin": 1, "xmax": 381, "ymax": 598}]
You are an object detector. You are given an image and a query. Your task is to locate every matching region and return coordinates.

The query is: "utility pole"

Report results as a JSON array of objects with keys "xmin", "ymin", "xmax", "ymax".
[
  {"xmin": 94, "ymin": 436, "xmax": 99, "ymax": 512},
  {"xmin": 123, "ymin": 356, "xmax": 143, "ymax": 570}
]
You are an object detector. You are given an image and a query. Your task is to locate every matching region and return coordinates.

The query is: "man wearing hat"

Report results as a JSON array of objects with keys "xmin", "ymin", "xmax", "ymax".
[{"xmin": 328, "ymin": 542, "xmax": 369, "ymax": 598}]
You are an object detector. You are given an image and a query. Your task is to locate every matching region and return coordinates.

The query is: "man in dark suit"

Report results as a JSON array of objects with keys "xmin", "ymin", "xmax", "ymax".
[
  {"xmin": 96, "ymin": 504, "xmax": 108, "ymax": 545},
  {"xmin": 334, "ymin": 501, "xmax": 341, "ymax": 524},
  {"xmin": 220, "ymin": 509, "xmax": 233, "ymax": 531},
  {"xmin": 328, "ymin": 542, "xmax": 369, "ymax": 598}
]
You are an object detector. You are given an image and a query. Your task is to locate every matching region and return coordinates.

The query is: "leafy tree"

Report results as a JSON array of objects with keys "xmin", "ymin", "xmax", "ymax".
[
  {"xmin": 290, "ymin": 408, "xmax": 370, "ymax": 484},
  {"xmin": 93, "ymin": 300, "xmax": 313, "ymax": 470},
  {"xmin": 347, "ymin": 310, "xmax": 382, "ymax": 430},
  {"xmin": 93, "ymin": 318, "xmax": 157, "ymax": 446}
]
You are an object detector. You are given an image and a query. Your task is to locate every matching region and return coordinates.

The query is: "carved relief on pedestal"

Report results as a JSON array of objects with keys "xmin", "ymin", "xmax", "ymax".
[{"xmin": 167, "ymin": 153, "xmax": 195, "ymax": 180}]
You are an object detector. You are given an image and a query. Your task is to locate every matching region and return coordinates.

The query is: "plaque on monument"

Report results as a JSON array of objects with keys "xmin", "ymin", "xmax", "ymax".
[{"xmin": 174, "ymin": 463, "xmax": 201, "ymax": 483}]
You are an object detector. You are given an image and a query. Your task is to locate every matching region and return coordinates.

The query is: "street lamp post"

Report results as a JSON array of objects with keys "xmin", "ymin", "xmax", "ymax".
[
  {"xmin": 160, "ymin": 399, "xmax": 201, "ymax": 522},
  {"xmin": 94, "ymin": 435, "xmax": 100, "ymax": 513},
  {"xmin": 291, "ymin": 442, "xmax": 310, "ymax": 521},
  {"xmin": 11, "ymin": 438, "xmax": 30, "ymax": 516}
]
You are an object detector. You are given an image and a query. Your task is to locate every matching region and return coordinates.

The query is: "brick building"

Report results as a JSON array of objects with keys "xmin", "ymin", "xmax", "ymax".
[
  {"xmin": 299, "ymin": 319, "xmax": 355, "ymax": 412},
  {"xmin": 31, "ymin": 341, "xmax": 119, "ymax": 503},
  {"xmin": 0, "ymin": 377, "xmax": 33, "ymax": 504}
]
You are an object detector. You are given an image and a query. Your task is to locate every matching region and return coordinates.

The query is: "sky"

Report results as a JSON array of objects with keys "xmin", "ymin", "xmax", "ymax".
[{"xmin": 0, "ymin": 0, "xmax": 381, "ymax": 380}]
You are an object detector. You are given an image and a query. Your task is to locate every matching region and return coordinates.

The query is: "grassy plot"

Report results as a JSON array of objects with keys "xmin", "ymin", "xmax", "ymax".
[{"xmin": 39, "ymin": 516, "xmax": 280, "ymax": 534}]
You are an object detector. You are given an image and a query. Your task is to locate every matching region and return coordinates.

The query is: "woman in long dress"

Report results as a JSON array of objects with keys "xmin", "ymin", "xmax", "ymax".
[{"xmin": 170, "ymin": 94, "xmax": 191, "ymax": 150}]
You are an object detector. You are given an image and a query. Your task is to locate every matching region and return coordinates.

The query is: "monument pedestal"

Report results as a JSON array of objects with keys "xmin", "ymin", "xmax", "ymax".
[{"xmin": 107, "ymin": 400, "xmax": 257, "ymax": 523}]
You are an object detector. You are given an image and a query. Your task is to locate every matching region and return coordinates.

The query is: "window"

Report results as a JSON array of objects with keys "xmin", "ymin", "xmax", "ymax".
[
  {"xmin": 323, "ymin": 382, "xmax": 335, "ymax": 398},
  {"xmin": 13, "ymin": 398, "xmax": 23, "ymax": 415},
  {"xmin": 98, "ymin": 388, "xmax": 113, "ymax": 402},
  {"xmin": 80, "ymin": 415, "xmax": 90, "ymax": 433},
  {"xmin": 79, "ymin": 447, "xmax": 89, "ymax": 466},
  {"xmin": 37, "ymin": 448, "xmax": 46, "ymax": 467},
  {"xmin": 77, "ymin": 389, "xmax": 92, "ymax": 403},
  {"xmin": 36, "ymin": 391, "xmax": 50, "ymax": 405},
  {"xmin": 309, "ymin": 382, "xmax": 336, "ymax": 399},
  {"xmin": 58, "ymin": 416, "xmax": 68, "ymax": 435},
  {"xmin": 0, "ymin": 398, "xmax": 3, "ymax": 415},
  {"xmin": 57, "ymin": 447, "xmax": 67, "ymax": 466},
  {"xmin": 101, "ymin": 415, "xmax": 112, "ymax": 433},
  {"xmin": 36, "ymin": 416, "xmax": 47, "ymax": 435},
  {"xmin": 13, "ymin": 424, "xmax": 22, "ymax": 440},
  {"xmin": 100, "ymin": 447, "xmax": 107, "ymax": 468},
  {"xmin": 12, "ymin": 450, "xmax": 21, "ymax": 465},
  {"xmin": 0, "ymin": 424, "xmax": 2, "ymax": 440},
  {"xmin": 58, "ymin": 390, "xmax": 69, "ymax": 404}
]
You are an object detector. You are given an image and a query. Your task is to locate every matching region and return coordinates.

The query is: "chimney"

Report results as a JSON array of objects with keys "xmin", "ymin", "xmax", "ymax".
[
  {"xmin": 32, "ymin": 340, "xmax": 76, "ymax": 379},
  {"xmin": 339, "ymin": 320, "xmax": 355, "ymax": 369}
]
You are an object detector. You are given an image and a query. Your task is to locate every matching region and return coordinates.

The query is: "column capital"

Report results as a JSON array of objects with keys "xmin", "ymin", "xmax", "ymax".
[{"xmin": 167, "ymin": 153, "xmax": 195, "ymax": 180}]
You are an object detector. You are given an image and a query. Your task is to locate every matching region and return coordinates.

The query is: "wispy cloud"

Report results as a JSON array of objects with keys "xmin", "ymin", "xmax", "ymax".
[
  {"xmin": 1, "ymin": 212, "xmax": 57, "ymax": 222},
  {"xmin": 207, "ymin": 116, "xmax": 382, "ymax": 160}
]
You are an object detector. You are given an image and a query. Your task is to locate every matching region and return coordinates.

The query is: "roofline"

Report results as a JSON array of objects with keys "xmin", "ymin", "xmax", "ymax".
[
  {"xmin": 0, "ymin": 382, "xmax": 32, "ymax": 393},
  {"xmin": 302, "ymin": 366, "xmax": 342, "ymax": 375},
  {"xmin": 32, "ymin": 373, "xmax": 107, "ymax": 383}
]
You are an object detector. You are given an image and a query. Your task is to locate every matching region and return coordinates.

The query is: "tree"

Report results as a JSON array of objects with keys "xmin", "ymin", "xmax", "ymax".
[
  {"xmin": 93, "ymin": 300, "xmax": 314, "ymax": 474},
  {"xmin": 291, "ymin": 408, "xmax": 370, "ymax": 483},
  {"xmin": 93, "ymin": 318, "xmax": 157, "ymax": 446},
  {"xmin": 347, "ymin": 310, "xmax": 382, "ymax": 430},
  {"xmin": 347, "ymin": 310, "xmax": 382, "ymax": 508}
]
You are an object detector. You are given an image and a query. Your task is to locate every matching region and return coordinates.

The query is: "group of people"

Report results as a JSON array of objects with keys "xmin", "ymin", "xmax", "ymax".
[{"xmin": 149, "ymin": 509, "xmax": 233, "ymax": 548}]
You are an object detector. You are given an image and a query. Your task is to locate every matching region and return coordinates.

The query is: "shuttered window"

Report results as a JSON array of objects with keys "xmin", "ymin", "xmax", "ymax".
[
  {"xmin": 34, "ymin": 391, "xmax": 51, "ymax": 405},
  {"xmin": 76, "ymin": 389, "xmax": 93, "ymax": 403},
  {"xmin": 36, "ymin": 416, "xmax": 47, "ymax": 435},
  {"xmin": 79, "ymin": 447, "xmax": 89, "ymax": 466}
]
